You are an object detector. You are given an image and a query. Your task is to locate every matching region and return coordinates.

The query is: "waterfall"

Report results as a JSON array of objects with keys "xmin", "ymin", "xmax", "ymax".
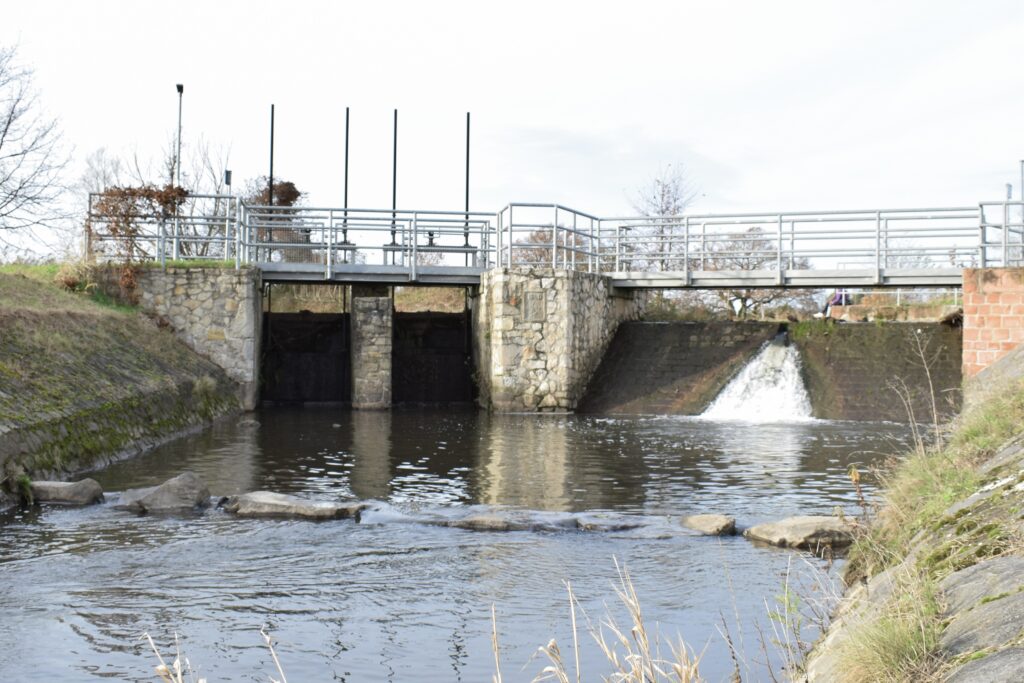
[{"xmin": 701, "ymin": 334, "xmax": 814, "ymax": 422}]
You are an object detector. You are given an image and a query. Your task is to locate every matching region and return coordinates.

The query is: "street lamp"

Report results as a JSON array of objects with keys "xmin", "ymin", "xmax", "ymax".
[
  {"xmin": 172, "ymin": 83, "xmax": 183, "ymax": 261},
  {"xmin": 175, "ymin": 84, "xmax": 183, "ymax": 189}
]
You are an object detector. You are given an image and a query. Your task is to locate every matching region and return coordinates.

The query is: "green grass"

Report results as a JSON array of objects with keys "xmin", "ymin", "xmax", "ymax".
[
  {"xmin": 0, "ymin": 262, "xmax": 62, "ymax": 282},
  {"xmin": 836, "ymin": 571, "xmax": 942, "ymax": 683},
  {"xmin": 831, "ymin": 375, "xmax": 1024, "ymax": 682}
]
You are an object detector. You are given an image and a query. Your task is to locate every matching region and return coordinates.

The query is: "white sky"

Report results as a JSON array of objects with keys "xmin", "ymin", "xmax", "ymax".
[{"xmin": 3, "ymin": 0, "xmax": 1024, "ymax": 218}]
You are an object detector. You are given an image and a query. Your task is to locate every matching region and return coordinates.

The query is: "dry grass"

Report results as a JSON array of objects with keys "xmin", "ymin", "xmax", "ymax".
[
  {"xmin": 494, "ymin": 559, "xmax": 704, "ymax": 683},
  {"xmin": 144, "ymin": 627, "xmax": 288, "ymax": 683}
]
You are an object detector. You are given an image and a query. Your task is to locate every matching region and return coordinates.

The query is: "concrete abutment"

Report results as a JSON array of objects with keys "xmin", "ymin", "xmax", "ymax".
[{"xmin": 472, "ymin": 267, "xmax": 646, "ymax": 412}]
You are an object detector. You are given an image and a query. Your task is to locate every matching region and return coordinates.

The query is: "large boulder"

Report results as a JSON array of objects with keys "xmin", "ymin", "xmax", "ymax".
[
  {"xmin": 30, "ymin": 479, "xmax": 104, "ymax": 505},
  {"xmin": 222, "ymin": 491, "xmax": 365, "ymax": 521},
  {"xmin": 116, "ymin": 472, "xmax": 210, "ymax": 514},
  {"xmin": 680, "ymin": 514, "xmax": 736, "ymax": 536},
  {"xmin": 744, "ymin": 515, "xmax": 855, "ymax": 549}
]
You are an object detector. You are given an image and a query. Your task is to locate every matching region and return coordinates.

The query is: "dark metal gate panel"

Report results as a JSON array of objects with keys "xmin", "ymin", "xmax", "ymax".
[
  {"xmin": 392, "ymin": 312, "xmax": 474, "ymax": 404},
  {"xmin": 262, "ymin": 313, "xmax": 350, "ymax": 403}
]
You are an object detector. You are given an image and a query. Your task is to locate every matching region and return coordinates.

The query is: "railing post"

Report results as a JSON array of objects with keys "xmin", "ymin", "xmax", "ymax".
[
  {"xmin": 588, "ymin": 216, "xmax": 595, "ymax": 273},
  {"xmin": 571, "ymin": 212, "xmax": 577, "ymax": 270},
  {"xmin": 882, "ymin": 218, "xmax": 889, "ymax": 271},
  {"xmin": 507, "ymin": 205, "xmax": 514, "ymax": 268},
  {"xmin": 776, "ymin": 214, "xmax": 784, "ymax": 285},
  {"xmin": 172, "ymin": 211, "xmax": 180, "ymax": 261},
  {"xmin": 234, "ymin": 199, "xmax": 241, "ymax": 270},
  {"xmin": 551, "ymin": 205, "xmax": 558, "ymax": 269},
  {"xmin": 874, "ymin": 210, "xmax": 882, "ymax": 284},
  {"xmin": 978, "ymin": 203, "xmax": 987, "ymax": 268},
  {"xmin": 683, "ymin": 216, "xmax": 690, "ymax": 285},
  {"xmin": 700, "ymin": 223, "xmax": 706, "ymax": 271},
  {"xmin": 411, "ymin": 213, "xmax": 418, "ymax": 282},
  {"xmin": 615, "ymin": 225, "xmax": 621, "ymax": 272},
  {"xmin": 326, "ymin": 209, "xmax": 334, "ymax": 279},
  {"xmin": 491, "ymin": 209, "xmax": 499, "ymax": 268},
  {"xmin": 1004, "ymin": 201, "xmax": 1010, "ymax": 267}
]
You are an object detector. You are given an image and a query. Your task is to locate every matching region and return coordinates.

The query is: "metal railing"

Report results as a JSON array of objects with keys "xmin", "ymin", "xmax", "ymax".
[{"xmin": 86, "ymin": 194, "xmax": 1024, "ymax": 285}]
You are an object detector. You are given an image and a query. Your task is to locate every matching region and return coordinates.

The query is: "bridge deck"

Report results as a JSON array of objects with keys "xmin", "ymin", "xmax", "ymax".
[
  {"xmin": 84, "ymin": 195, "xmax": 1023, "ymax": 288},
  {"xmin": 260, "ymin": 263, "xmax": 964, "ymax": 288}
]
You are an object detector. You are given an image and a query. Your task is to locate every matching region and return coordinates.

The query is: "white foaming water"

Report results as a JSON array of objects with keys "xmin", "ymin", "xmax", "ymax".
[{"xmin": 702, "ymin": 336, "xmax": 814, "ymax": 422}]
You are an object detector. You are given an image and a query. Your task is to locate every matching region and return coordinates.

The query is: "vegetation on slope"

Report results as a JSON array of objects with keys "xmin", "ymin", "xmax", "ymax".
[
  {"xmin": 0, "ymin": 271, "xmax": 238, "ymax": 491},
  {"xmin": 829, "ymin": 373, "xmax": 1024, "ymax": 682}
]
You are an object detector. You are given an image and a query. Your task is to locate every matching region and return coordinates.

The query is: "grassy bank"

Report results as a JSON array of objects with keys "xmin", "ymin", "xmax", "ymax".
[
  {"xmin": 813, "ymin": 367, "xmax": 1024, "ymax": 681},
  {"xmin": 0, "ymin": 271, "xmax": 239, "ymax": 498}
]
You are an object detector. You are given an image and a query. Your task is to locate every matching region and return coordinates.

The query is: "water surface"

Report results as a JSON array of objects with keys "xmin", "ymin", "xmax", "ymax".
[{"xmin": 0, "ymin": 408, "xmax": 910, "ymax": 682}]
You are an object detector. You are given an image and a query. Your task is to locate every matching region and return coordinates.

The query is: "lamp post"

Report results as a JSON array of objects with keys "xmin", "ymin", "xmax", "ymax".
[
  {"xmin": 175, "ymin": 84, "xmax": 183, "ymax": 188},
  {"xmin": 173, "ymin": 83, "xmax": 183, "ymax": 261}
]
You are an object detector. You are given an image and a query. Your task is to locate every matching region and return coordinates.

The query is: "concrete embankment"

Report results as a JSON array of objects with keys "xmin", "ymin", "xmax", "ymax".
[
  {"xmin": 792, "ymin": 320, "xmax": 962, "ymax": 422},
  {"xmin": 0, "ymin": 273, "xmax": 240, "ymax": 506},
  {"xmin": 580, "ymin": 320, "xmax": 961, "ymax": 421},
  {"xmin": 803, "ymin": 343, "xmax": 1024, "ymax": 682}
]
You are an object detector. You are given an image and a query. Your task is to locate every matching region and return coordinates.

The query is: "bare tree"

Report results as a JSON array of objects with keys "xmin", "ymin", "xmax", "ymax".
[
  {"xmin": 0, "ymin": 45, "xmax": 68, "ymax": 248},
  {"xmin": 630, "ymin": 163, "xmax": 699, "ymax": 271}
]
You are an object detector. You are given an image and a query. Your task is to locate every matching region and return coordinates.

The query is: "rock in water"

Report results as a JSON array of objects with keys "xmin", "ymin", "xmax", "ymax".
[
  {"xmin": 444, "ymin": 513, "xmax": 533, "ymax": 532},
  {"xmin": 744, "ymin": 515, "xmax": 854, "ymax": 549},
  {"xmin": 223, "ymin": 491, "xmax": 365, "ymax": 520},
  {"xmin": 680, "ymin": 514, "xmax": 736, "ymax": 536},
  {"xmin": 30, "ymin": 479, "xmax": 105, "ymax": 505},
  {"xmin": 117, "ymin": 472, "xmax": 210, "ymax": 514}
]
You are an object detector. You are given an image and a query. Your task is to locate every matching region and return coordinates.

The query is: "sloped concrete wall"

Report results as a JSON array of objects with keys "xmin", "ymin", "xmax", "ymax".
[{"xmin": 579, "ymin": 322, "xmax": 778, "ymax": 414}]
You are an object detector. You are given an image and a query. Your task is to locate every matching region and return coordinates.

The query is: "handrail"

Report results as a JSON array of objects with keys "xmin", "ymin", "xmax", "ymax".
[{"xmin": 84, "ymin": 193, "xmax": 1024, "ymax": 282}]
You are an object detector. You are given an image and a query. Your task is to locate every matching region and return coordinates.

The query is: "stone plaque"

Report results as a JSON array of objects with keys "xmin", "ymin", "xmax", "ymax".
[{"xmin": 524, "ymin": 291, "xmax": 546, "ymax": 322}]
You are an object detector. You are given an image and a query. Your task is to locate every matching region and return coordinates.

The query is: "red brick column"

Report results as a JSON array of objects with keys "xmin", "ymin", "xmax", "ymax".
[{"xmin": 962, "ymin": 268, "xmax": 1024, "ymax": 377}]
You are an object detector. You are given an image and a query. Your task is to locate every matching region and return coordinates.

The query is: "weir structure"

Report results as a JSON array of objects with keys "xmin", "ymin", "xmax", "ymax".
[{"xmin": 86, "ymin": 195, "xmax": 1024, "ymax": 411}]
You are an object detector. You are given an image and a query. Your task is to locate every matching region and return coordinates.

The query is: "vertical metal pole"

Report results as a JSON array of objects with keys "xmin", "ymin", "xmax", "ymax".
[
  {"xmin": 344, "ymin": 107, "xmax": 349, "ymax": 229},
  {"xmin": 234, "ymin": 197, "xmax": 241, "ymax": 270},
  {"xmin": 1004, "ymin": 201, "xmax": 1010, "ymax": 267},
  {"xmin": 326, "ymin": 208, "xmax": 334, "ymax": 279},
  {"xmin": 464, "ymin": 112, "xmax": 470, "ymax": 248},
  {"xmin": 551, "ymin": 206, "xmax": 558, "ymax": 268},
  {"xmin": 508, "ymin": 205, "xmax": 513, "ymax": 267},
  {"xmin": 412, "ymin": 213, "xmax": 418, "ymax": 281},
  {"xmin": 882, "ymin": 218, "xmax": 889, "ymax": 271},
  {"xmin": 683, "ymin": 216, "xmax": 690, "ymax": 284},
  {"xmin": 700, "ymin": 223, "xmax": 706, "ymax": 271},
  {"xmin": 268, "ymin": 104, "xmax": 275, "ymax": 261},
  {"xmin": 571, "ymin": 213, "xmax": 577, "ymax": 269},
  {"xmin": 391, "ymin": 108, "xmax": 398, "ymax": 247},
  {"xmin": 979, "ymin": 203, "xmax": 987, "ymax": 268},
  {"xmin": 874, "ymin": 211, "xmax": 882, "ymax": 284},
  {"xmin": 173, "ymin": 85, "xmax": 183, "ymax": 262},
  {"xmin": 776, "ymin": 214, "xmax": 783, "ymax": 284},
  {"xmin": 610, "ymin": 225, "xmax": 618, "ymax": 270},
  {"xmin": 589, "ymin": 217, "xmax": 595, "ymax": 273},
  {"xmin": 269, "ymin": 104, "xmax": 275, "ymax": 206}
]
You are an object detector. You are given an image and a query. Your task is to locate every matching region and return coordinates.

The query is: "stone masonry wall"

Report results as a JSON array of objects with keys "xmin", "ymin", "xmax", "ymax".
[
  {"xmin": 133, "ymin": 267, "xmax": 262, "ymax": 409},
  {"xmin": 351, "ymin": 285, "xmax": 392, "ymax": 409},
  {"xmin": 962, "ymin": 268, "xmax": 1024, "ymax": 377},
  {"xmin": 476, "ymin": 267, "xmax": 645, "ymax": 412}
]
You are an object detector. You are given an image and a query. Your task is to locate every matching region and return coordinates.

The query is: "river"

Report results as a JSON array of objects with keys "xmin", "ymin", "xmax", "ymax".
[{"xmin": 0, "ymin": 406, "xmax": 910, "ymax": 681}]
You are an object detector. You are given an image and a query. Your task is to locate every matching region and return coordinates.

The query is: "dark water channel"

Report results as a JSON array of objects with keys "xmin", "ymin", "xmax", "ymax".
[{"xmin": 0, "ymin": 408, "xmax": 912, "ymax": 682}]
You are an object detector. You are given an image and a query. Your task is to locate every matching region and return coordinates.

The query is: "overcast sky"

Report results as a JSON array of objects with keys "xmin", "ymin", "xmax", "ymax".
[{"xmin": 3, "ymin": 0, "xmax": 1024, "ymax": 219}]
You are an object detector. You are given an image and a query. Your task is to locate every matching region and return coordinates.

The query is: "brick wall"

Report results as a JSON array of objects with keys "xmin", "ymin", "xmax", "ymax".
[{"xmin": 962, "ymin": 268, "xmax": 1024, "ymax": 377}]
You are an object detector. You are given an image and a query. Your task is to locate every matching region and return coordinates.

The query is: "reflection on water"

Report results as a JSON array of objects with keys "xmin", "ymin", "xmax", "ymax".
[{"xmin": 0, "ymin": 408, "xmax": 911, "ymax": 682}]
